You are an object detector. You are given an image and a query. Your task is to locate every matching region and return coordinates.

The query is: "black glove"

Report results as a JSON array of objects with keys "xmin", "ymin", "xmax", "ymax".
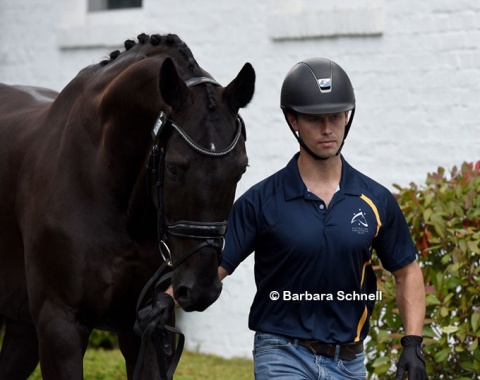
[
  {"xmin": 134, "ymin": 292, "xmax": 175, "ymax": 353},
  {"xmin": 395, "ymin": 335, "xmax": 427, "ymax": 380},
  {"xmin": 133, "ymin": 292, "xmax": 176, "ymax": 379}
]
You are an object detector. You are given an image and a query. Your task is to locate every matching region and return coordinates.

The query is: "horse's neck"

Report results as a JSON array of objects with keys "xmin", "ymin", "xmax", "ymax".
[
  {"xmin": 99, "ymin": 119, "xmax": 154, "ymax": 208},
  {"xmin": 58, "ymin": 57, "xmax": 169, "ymax": 209}
]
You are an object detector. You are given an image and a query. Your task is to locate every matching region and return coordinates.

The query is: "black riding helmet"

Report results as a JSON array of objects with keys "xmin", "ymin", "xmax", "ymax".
[{"xmin": 280, "ymin": 58, "xmax": 356, "ymax": 159}]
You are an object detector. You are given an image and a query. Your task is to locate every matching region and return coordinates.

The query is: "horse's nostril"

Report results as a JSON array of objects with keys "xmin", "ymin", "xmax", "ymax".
[
  {"xmin": 174, "ymin": 281, "xmax": 222, "ymax": 312},
  {"xmin": 174, "ymin": 285, "xmax": 190, "ymax": 304}
]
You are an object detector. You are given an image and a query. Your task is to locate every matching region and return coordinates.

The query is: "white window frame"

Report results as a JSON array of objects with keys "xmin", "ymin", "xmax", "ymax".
[
  {"xmin": 57, "ymin": 0, "xmax": 145, "ymax": 49},
  {"xmin": 88, "ymin": 0, "xmax": 142, "ymax": 12},
  {"xmin": 268, "ymin": 0, "xmax": 384, "ymax": 40}
]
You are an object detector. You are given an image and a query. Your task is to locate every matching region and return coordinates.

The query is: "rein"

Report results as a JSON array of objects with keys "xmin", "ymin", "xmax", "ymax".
[{"xmin": 134, "ymin": 76, "xmax": 243, "ymax": 380}]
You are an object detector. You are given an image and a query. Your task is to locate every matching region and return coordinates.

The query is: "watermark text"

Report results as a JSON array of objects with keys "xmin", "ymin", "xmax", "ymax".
[{"xmin": 269, "ymin": 290, "xmax": 382, "ymax": 302}]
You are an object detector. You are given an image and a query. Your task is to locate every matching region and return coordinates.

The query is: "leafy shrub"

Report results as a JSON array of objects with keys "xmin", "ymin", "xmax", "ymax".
[{"xmin": 366, "ymin": 161, "xmax": 480, "ymax": 379}]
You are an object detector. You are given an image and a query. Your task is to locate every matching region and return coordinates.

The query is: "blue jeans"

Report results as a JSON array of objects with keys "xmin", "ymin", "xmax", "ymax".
[{"xmin": 253, "ymin": 332, "xmax": 367, "ymax": 380}]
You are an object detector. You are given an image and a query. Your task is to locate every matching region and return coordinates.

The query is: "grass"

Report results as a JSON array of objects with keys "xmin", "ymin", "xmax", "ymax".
[
  {"xmin": 27, "ymin": 348, "xmax": 254, "ymax": 379},
  {"xmin": 1, "ymin": 325, "xmax": 253, "ymax": 379}
]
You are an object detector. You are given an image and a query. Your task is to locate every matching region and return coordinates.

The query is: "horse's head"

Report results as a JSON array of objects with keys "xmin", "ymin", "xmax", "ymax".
[
  {"xmin": 91, "ymin": 35, "xmax": 251, "ymax": 312},
  {"xmin": 156, "ymin": 58, "xmax": 254, "ymax": 311},
  {"xmin": 90, "ymin": 34, "xmax": 254, "ymax": 311}
]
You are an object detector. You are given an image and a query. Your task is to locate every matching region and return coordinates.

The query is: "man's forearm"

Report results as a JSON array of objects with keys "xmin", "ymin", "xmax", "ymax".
[{"xmin": 393, "ymin": 261, "xmax": 426, "ymax": 336}]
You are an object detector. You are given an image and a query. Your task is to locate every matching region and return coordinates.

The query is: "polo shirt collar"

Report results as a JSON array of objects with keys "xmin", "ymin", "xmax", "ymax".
[{"xmin": 283, "ymin": 153, "xmax": 359, "ymax": 201}]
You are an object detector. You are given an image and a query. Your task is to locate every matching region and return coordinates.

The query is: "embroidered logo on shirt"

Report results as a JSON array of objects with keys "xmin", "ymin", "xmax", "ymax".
[{"xmin": 351, "ymin": 209, "xmax": 369, "ymax": 234}]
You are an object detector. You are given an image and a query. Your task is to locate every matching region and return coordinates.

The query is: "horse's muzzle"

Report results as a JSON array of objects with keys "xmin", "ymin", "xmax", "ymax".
[{"xmin": 174, "ymin": 277, "xmax": 222, "ymax": 312}]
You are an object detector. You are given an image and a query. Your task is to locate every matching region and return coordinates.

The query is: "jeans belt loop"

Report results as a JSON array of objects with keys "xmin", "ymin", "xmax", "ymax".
[{"xmin": 334, "ymin": 345, "xmax": 341, "ymax": 362}]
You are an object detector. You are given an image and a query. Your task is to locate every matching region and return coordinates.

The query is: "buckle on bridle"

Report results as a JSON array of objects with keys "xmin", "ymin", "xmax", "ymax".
[{"xmin": 159, "ymin": 240, "xmax": 173, "ymax": 267}]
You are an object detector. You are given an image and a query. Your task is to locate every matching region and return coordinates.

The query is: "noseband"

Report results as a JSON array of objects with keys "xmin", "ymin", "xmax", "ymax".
[{"xmin": 148, "ymin": 76, "xmax": 245, "ymax": 269}]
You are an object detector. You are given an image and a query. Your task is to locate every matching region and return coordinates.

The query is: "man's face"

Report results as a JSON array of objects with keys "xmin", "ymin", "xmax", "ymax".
[{"xmin": 287, "ymin": 112, "xmax": 349, "ymax": 159}]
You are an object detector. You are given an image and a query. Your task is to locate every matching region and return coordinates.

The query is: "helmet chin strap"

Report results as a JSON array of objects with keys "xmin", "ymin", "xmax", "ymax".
[
  {"xmin": 289, "ymin": 126, "xmax": 331, "ymax": 160},
  {"xmin": 283, "ymin": 109, "xmax": 355, "ymax": 161}
]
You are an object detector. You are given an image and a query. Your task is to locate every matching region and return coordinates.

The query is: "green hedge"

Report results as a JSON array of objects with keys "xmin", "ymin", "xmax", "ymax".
[{"xmin": 366, "ymin": 162, "xmax": 480, "ymax": 379}]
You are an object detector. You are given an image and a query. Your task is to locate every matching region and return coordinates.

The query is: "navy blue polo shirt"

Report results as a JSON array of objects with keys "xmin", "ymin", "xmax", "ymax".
[{"xmin": 221, "ymin": 153, "xmax": 417, "ymax": 344}]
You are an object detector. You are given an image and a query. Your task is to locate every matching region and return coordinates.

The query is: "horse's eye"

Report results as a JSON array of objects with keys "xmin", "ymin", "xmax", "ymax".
[{"xmin": 166, "ymin": 163, "xmax": 178, "ymax": 180}]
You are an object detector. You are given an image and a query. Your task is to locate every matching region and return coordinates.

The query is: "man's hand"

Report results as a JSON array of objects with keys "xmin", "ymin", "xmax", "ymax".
[
  {"xmin": 134, "ymin": 292, "xmax": 175, "ymax": 338},
  {"xmin": 395, "ymin": 335, "xmax": 427, "ymax": 379},
  {"xmin": 164, "ymin": 286, "xmax": 180, "ymax": 308}
]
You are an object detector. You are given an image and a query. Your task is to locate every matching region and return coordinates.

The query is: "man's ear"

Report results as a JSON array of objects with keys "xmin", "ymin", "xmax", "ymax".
[{"xmin": 287, "ymin": 112, "xmax": 298, "ymax": 131}]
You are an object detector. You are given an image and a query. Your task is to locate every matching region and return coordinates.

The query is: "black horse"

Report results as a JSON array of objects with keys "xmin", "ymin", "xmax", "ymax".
[{"xmin": 0, "ymin": 33, "xmax": 255, "ymax": 379}]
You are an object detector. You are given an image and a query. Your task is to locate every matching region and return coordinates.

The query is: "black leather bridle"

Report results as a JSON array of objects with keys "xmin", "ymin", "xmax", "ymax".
[
  {"xmin": 134, "ymin": 76, "xmax": 245, "ymax": 380},
  {"xmin": 149, "ymin": 77, "xmax": 245, "ymax": 270},
  {"xmin": 148, "ymin": 142, "xmax": 227, "ymax": 271}
]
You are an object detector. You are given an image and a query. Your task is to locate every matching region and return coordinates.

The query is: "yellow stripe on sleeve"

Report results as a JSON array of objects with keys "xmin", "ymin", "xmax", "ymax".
[{"xmin": 360, "ymin": 194, "xmax": 382, "ymax": 237}]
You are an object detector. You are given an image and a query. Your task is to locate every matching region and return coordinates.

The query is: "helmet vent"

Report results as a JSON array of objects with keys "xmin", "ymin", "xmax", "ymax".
[{"xmin": 318, "ymin": 78, "xmax": 332, "ymax": 93}]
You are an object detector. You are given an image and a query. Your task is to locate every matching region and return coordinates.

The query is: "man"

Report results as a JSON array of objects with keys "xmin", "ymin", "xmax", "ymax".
[{"xmin": 218, "ymin": 58, "xmax": 427, "ymax": 379}]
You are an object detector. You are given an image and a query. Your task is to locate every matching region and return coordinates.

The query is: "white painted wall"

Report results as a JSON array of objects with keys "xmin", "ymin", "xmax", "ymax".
[{"xmin": 1, "ymin": 0, "xmax": 479, "ymax": 359}]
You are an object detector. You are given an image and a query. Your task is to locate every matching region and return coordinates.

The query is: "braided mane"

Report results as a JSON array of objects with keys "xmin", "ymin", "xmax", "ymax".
[
  {"xmin": 100, "ymin": 33, "xmax": 200, "ymax": 74},
  {"xmin": 98, "ymin": 33, "xmax": 216, "ymax": 110}
]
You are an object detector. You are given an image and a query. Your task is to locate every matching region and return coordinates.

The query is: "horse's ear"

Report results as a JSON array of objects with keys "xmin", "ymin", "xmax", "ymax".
[
  {"xmin": 223, "ymin": 63, "xmax": 255, "ymax": 111},
  {"xmin": 159, "ymin": 58, "xmax": 189, "ymax": 111}
]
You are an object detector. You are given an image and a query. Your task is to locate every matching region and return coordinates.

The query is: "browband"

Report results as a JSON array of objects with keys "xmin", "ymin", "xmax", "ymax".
[{"xmin": 184, "ymin": 77, "xmax": 221, "ymax": 87}]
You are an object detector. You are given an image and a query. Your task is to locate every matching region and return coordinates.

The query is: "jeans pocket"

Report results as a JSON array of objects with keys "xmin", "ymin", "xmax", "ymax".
[
  {"xmin": 253, "ymin": 332, "xmax": 292, "ymax": 354},
  {"xmin": 337, "ymin": 353, "xmax": 367, "ymax": 378}
]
